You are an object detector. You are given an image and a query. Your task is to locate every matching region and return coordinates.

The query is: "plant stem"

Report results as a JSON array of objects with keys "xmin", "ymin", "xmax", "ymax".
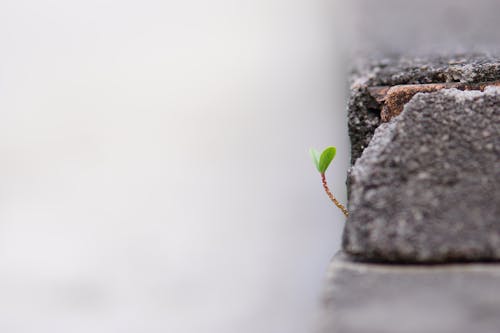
[{"xmin": 321, "ymin": 173, "xmax": 349, "ymax": 218}]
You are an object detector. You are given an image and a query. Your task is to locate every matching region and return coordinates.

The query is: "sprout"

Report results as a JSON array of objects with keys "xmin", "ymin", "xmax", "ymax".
[
  {"xmin": 309, "ymin": 146, "xmax": 336, "ymax": 174},
  {"xmin": 310, "ymin": 146, "xmax": 348, "ymax": 218}
]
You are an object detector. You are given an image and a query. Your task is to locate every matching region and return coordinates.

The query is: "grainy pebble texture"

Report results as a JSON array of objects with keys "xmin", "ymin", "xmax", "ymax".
[
  {"xmin": 318, "ymin": 252, "xmax": 500, "ymax": 333},
  {"xmin": 343, "ymin": 88, "xmax": 500, "ymax": 262}
]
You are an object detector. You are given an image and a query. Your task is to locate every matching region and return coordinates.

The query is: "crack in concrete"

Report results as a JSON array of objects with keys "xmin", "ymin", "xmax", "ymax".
[{"xmin": 368, "ymin": 81, "xmax": 500, "ymax": 121}]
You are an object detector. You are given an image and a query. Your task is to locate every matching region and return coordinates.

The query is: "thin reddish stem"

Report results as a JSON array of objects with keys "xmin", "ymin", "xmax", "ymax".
[{"xmin": 321, "ymin": 173, "xmax": 349, "ymax": 218}]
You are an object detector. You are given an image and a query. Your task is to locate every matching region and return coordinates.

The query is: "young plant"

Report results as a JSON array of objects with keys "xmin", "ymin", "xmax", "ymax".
[{"xmin": 310, "ymin": 146, "xmax": 349, "ymax": 218}]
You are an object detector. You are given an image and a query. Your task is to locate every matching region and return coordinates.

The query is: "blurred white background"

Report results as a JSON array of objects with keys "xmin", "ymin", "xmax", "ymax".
[{"xmin": 0, "ymin": 0, "xmax": 351, "ymax": 332}]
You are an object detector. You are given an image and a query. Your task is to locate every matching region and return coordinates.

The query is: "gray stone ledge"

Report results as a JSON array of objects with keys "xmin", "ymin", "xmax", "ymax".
[
  {"xmin": 318, "ymin": 252, "xmax": 500, "ymax": 333},
  {"xmin": 344, "ymin": 88, "xmax": 500, "ymax": 263}
]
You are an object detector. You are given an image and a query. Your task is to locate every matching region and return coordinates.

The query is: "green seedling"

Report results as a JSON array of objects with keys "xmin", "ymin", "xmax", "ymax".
[{"xmin": 310, "ymin": 146, "xmax": 349, "ymax": 217}]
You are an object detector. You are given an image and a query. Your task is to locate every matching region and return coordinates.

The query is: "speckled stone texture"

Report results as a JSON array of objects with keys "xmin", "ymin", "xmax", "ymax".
[
  {"xmin": 343, "ymin": 88, "xmax": 500, "ymax": 263},
  {"xmin": 318, "ymin": 252, "xmax": 500, "ymax": 333},
  {"xmin": 347, "ymin": 54, "xmax": 500, "ymax": 164}
]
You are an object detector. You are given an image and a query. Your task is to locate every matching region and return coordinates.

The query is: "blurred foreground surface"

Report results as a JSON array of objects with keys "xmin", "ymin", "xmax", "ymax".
[{"xmin": 320, "ymin": 253, "xmax": 500, "ymax": 333}]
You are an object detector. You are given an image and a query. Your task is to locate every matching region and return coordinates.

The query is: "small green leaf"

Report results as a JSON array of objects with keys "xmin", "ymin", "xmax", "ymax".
[
  {"xmin": 309, "ymin": 148, "xmax": 321, "ymax": 172},
  {"xmin": 318, "ymin": 146, "xmax": 336, "ymax": 173}
]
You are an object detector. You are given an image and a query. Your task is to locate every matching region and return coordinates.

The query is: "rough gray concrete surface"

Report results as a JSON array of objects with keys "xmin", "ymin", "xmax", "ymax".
[
  {"xmin": 343, "ymin": 88, "xmax": 500, "ymax": 262},
  {"xmin": 348, "ymin": 54, "xmax": 500, "ymax": 164},
  {"xmin": 352, "ymin": 54, "xmax": 500, "ymax": 87},
  {"xmin": 318, "ymin": 252, "xmax": 500, "ymax": 333}
]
